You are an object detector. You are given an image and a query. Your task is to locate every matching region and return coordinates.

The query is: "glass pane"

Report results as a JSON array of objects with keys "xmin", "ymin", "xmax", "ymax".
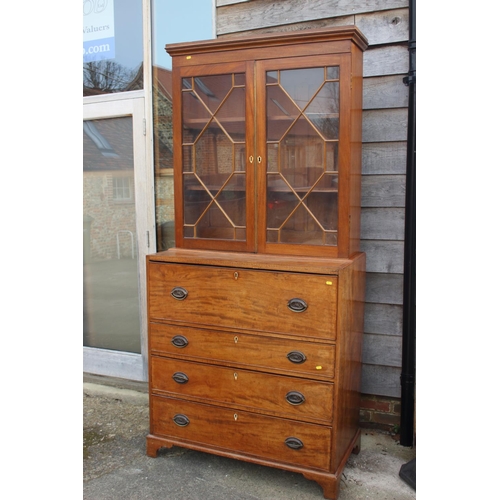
[
  {"xmin": 280, "ymin": 117, "xmax": 324, "ymax": 189},
  {"xmin": 326, "ymin": 66, "xmax": 340, "ymax": 80},
  {"xmin": 304, "ymin": 192, "xmax": 338, "ymax": 230},
  {"xmin": 280, "ymin": 204, "xmax": 323, "ymax": 245},
  {"xmin": 83, "ymin": 0, "xmax": 143, "ymax": 96},
  {"xmin": 184, "ymin": 175, "xmax": 211, "ymax": 225},
  {"xmin": 217, "ymin": 87, "xmax": 246, "ymax": 139},
  {"xmin": 83, "ymin": 117, "xmax": 140, "ymax": 353},
  {"xmin": 195, "ymin": 75, "xmax": 233, "ymax": 113},
  {"xmin": 183, "ymin": 91, "xmax": 212, "ymax": 144},
  {"xmin": 280, "ymin": 68, "xmax": 324, "ymax": 110},
  {"xmin": 266, "ymin": 66, "xmax": 340, "ymax": 247},
  {"xmin": 267, "ymin": 175, "xmax": 297, "ymax": 229},
  {"xmin": 306, "ymin": 82, "xmax": 340, "ymax": 140},
  {"xmin": 266, "ymin": 85, "xmax": 299, "ymax": 142}
]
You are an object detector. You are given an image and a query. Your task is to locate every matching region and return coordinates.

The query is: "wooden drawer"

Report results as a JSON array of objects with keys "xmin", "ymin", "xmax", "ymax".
[
  {"xmin": 150, "ymin": 323, "xmax": 335, "ymax": 379},
  {"xmin": 148, "ymin": 263, "xmax": 338, "ymax": 339},
  {"xmin": 150, "ymin": 395, "xmax": 332, "ymax": 471},
  {"xmin": 151, "ymin": 356, "xmax": 333, "ymax": 422}
]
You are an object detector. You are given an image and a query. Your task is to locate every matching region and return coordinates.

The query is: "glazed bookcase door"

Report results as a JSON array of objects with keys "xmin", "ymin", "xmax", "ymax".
[
  {"xmin": 256, "ymin": 54, "xmax": 351, "ymax": 258},
  {"xmin": 174, "ymin": 61, "xmax": 255, "ymax": 252}
]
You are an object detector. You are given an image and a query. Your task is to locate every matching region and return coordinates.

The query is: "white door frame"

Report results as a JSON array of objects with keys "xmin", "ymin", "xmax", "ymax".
[{"xmin": 83, "ymin": 90, "xmax": 155, "ymax": 381}]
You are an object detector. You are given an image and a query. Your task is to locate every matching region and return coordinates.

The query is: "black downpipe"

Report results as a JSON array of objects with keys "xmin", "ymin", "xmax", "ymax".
[{"xmin": 400, "ymin": 0, "xmax": 416, "ymax": 447}]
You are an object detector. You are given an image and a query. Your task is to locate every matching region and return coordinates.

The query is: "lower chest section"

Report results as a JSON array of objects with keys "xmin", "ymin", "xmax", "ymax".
[{"xmin": 147, "ymin": 259, "xmax": 340, "ymax": 473}]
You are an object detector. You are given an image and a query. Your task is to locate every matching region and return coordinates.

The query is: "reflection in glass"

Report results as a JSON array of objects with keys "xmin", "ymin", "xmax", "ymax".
[
  {"xmin": 83, "ymin": 117, "xmax": 140, "ymax": 353},
  {"xmin": 83, "ymin": 0, "xmax": 143, "ymax": 96},
  {"xmin": 265, "ymin": 66, "xmax": 340, "ymax": 246},
  {"xmin": 151, "ymin": 0, "xmax": 213, "ymax": 251}
]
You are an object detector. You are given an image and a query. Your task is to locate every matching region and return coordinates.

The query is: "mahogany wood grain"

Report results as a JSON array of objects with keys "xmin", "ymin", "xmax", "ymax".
[
  {"xmin": 150, "ymin": 395, "xmax": 332, "ymax": 470},
  {"xmin": 148, "ymin": 262, "xmax": 338, "ymax": 339},
  {"xmin": 149, "ymin": 322, "xmax": 336, "ymax": 379},
  {"xmin": 151, "ymin": 356, "xmax": 334, "ymax": 423}
]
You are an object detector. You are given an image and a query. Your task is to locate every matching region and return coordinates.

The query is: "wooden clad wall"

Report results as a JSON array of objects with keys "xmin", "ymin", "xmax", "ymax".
[{"xmin": 216, "ymin": 0, "xmax": 410, "ymax": 398}]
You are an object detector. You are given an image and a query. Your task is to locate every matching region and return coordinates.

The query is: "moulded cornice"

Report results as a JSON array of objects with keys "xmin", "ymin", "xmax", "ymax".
[{"xmin": 165, "ymin": 25, "xmax": 369, "ymax": 57}]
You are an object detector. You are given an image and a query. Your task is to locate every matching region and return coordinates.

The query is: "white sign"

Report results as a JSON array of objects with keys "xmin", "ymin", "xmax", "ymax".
[{"xmin": 83, "ymin": 0, "xmax": 115, "ymax": 62}]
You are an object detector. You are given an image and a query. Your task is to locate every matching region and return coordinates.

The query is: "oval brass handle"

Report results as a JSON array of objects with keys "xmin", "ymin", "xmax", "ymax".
[
  {"xmin": 171, "ymin": 287, "xmax": 188, "ymax": 300},
  {"xmin": 287, "ymin": 298, "xmax": 308, "ymax": 313},
  {"xmin": 172, "ymin": 372, "xmax": 189, "ymax": 384},
  {"xmin": 285, "ymin": 437, "xmax": 304, "ymax": 450},
  {"xmin": 286, "ymin": 391, "xmax": 306, "ymax": 405},
  {"xmin": 287, "ymin": 351, "xmax": 307, "ymax": 364},
  {"xmin": 173, "ymin": 414, "xmax": 190, "ymax": 427},
  {"xmin": 171, "ymin": 335, "xmax": 189, "ymax": 348}
]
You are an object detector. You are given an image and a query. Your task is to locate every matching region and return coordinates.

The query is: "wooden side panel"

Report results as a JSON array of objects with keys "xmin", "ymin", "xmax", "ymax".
[{"xmin": 332, "ymin": 252, "xmax": 365, "ymax": 470}]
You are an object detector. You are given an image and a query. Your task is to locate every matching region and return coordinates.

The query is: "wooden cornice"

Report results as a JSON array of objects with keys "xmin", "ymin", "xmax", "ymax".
[{"xmin": 165, "ymin": 25, "xmax": 368, "ymax": 57}]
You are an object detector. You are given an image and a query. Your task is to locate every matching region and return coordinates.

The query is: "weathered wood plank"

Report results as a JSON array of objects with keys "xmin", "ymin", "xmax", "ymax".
[
  {"xmin": 216, "ymin": 0, "xmax": 409, "ymax": 35},
  {"xmin": 362, "ymin": 333, "xmax": 402, "ymax": 367},
  {"xmin": 361, "ymin": 174, "xmax": 406, "ymax": 208},
  {"xmin": 364, "ymin": 303, "xmax": 403, "ymax": 336},
  {"xmin": 361, "ymin": 364, "xmax": 401, "ymax": 397},
  {"xmin": 365, "ymin": 272, "xmax": 403, "ymax": 305},
  {"xmin": 217, "ymin": 15, "xmax": 355, "ymax": 38},
  {"xmin": 363, "ymin": 108, "xmax": 408, "ymax": 143},
  {"xmin": 355, "ymin": 9, "xmax": 409, "ymax": 46},
  {"xmin": 360, "ymin": 240, "xmax": 404, "ymax": 274},
  {"xmin": 363, "ymin": 75, "xmax": 408, "ymax": 109},
  {"xmin": 361, "ymin": 207, "xmax": 405, "ymax": 240},
  {"xmin": 362, "ymin": 142, "xmax": 407, "ymax": 175},
  {"xmin": 363, "ymin": 44, "xmax": 408, "ymax": 77}
]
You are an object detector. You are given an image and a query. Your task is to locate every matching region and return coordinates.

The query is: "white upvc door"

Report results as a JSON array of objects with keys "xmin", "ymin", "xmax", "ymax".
[{"xmin": 83, "ymin": 91, "xmax": 155, "ymax": 381}]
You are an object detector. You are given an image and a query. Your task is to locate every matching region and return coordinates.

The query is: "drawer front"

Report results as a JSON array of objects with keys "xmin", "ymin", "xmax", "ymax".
[
  {"xmin": 148, "ymin": 263, "xmax": 337, "ymax": 339},
  {"xmin": 150, "ymin": 323, "xmax": 335, "ymax": 379},
  {"xmin": 151, "ymin": 395, "xmax": 332, "ymax": 471},
  {"xmin": 151, "ymin": 357, "xmax": 333, "ymax": 422}
]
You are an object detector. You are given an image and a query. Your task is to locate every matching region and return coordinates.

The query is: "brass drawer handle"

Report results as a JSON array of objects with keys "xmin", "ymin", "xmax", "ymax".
[
  {"xmin": 171, "ymin": 335, "xmax": 189, "ymax": 348},
  {"xmin": 286, "ymin": 391, "xmax": 306, "ymax": 406},
  {"xmin": 287, "ymin": 351, "xmax": 307, "ymax": 364},
  {"xmin": 287, "ymin": 298, "xmax": 308, "ymax": 313},
  {"xmin": 171, "ymin": 286, "xmax": 188, "ymax": 300},
  {"xmin": 172, "ymin": 372, "xmax": 189, "ymax": 384},
  {"xmin": 173, "ymin": 414, "xmax": 190, "ymax": 427},
  {"xmin": 285, "ymin": 437, "xmax": 303, "ymax": 450}
]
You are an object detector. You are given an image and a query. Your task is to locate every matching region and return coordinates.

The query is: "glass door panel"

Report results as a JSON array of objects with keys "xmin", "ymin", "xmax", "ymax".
[
  {"xmin": 263, "ymin": 64, "xmax": 341, "ymax": 250},
  {"xmin": 180, "ymin": 70, "xmax": 250, "ymax": 248},
  {"xmin": 83, "ymin": 116, "xmax": 140, "ymax": 353}
]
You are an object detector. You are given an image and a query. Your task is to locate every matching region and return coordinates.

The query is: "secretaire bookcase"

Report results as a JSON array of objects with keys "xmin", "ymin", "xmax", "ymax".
[{"xmin": 146, "ymin": 26, "xmax": 368, "ymax": 500}]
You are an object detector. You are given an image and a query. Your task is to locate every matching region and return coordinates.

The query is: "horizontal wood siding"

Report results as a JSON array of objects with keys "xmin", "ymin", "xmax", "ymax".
[{"xmin": 216, "ymin": 0, "xmax": 410, "ymax": 398}]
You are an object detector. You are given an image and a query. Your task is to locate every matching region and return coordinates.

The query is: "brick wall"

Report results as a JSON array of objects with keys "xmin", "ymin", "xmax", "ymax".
[{"xmin": 360, "ymin": 394, "xmax": 401, "ymax": 434}]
